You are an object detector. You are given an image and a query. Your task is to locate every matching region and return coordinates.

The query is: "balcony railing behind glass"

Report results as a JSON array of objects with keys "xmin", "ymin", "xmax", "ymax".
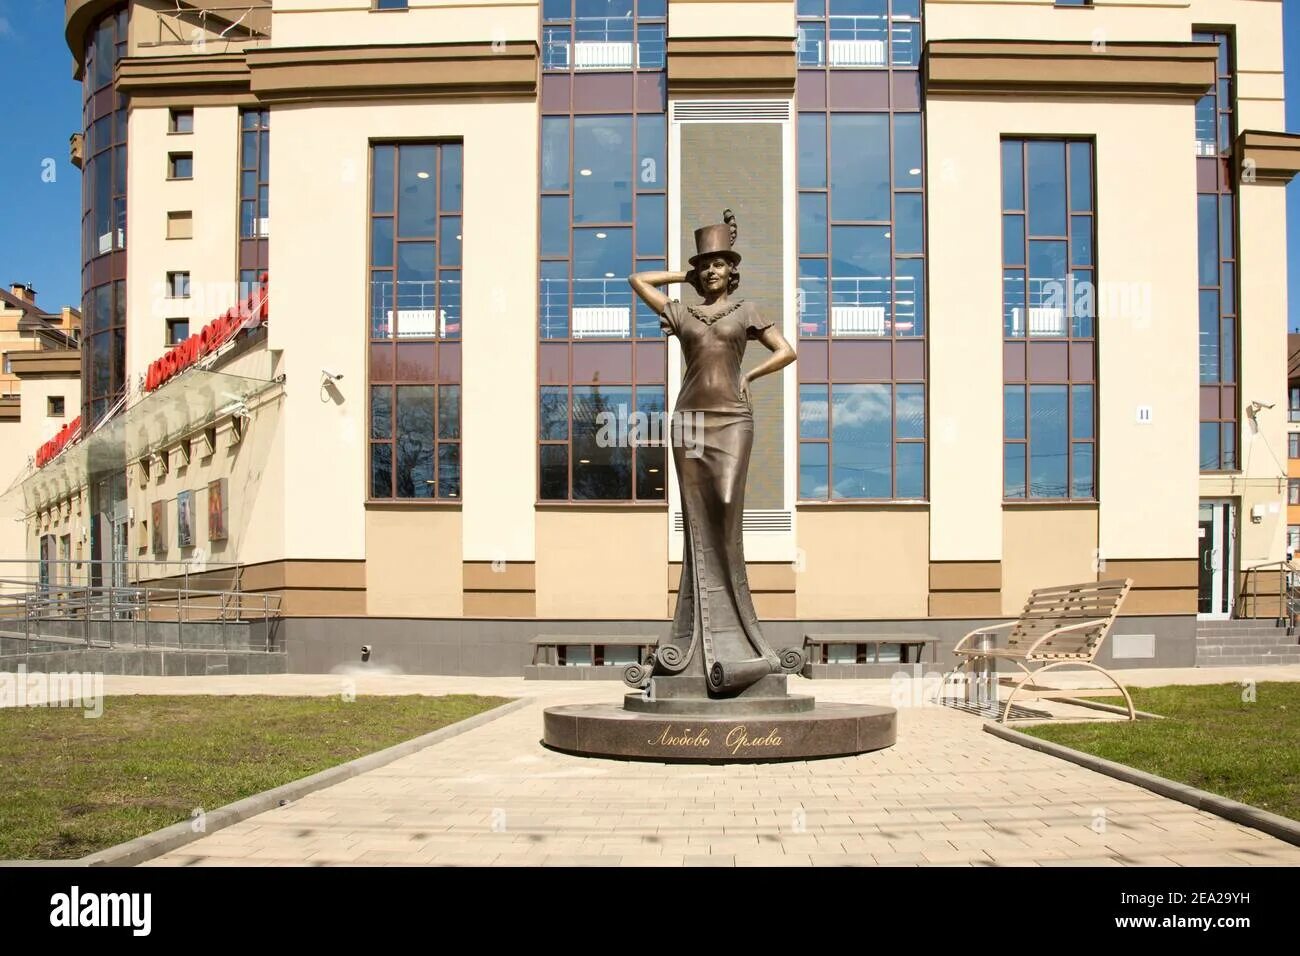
[
  {"xmin": 543, "ymin": 18, "xmax": 664, "ymax": 71},
  {"xmin": 371, "ymin": 280, "xmax": 461, "ymax": 339},
  {"xmin": 1194, "ymin": 92, "xmax": 1231, "ymax": 156},
  {"xmin": 796, "ymin": 15, "xmax": 920, "ymax": 68},
  {"xmin": 798, "ymin": 274, "xmax": 920, "ymax": 336},
  {"xmin": 541, "ymin": 277, "xmax": 637, "ymax": 338},
  {"xmin": 241, "ymin": 212, "xmax": 270, "ymax": 239},
  {"xmin": 1002, "ymin": 276, "xmax": 1093, "ymax": 337}
]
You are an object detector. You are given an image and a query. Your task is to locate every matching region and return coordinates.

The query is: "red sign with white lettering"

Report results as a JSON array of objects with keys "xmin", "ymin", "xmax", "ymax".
[
  {"xmin": 145, "ymin": 275, "xmax": 270, "ymax": 393},
  {"xmin": 36, "ymin": 417, "xmax": 82, "ymax": 468},
  {"xmin": 33, "ymin": 274, "xmax": 270, "ymax": 469}
]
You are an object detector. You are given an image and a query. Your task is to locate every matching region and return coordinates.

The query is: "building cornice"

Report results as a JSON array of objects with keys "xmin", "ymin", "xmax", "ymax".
[
  {"xmin": 925, "ymin": 39, "xmax": 1217, "ymax": 99},
  {"xmin": 115, "ymin": 53, "xmax": 257, "ymax": 107},
  {"xmin": 666, "ymin": 36, "xmax": 796, "ymax": 96},
  {"xmin": 8, "ymin": 350, "xmax": 83, "ymax": 378},
  {"xmin": 113, "ymin": 40, "xmax": 544, "ymax": 106},
  {"xmin": 246, "ymin": 41, "xmax": 539, "ymax": 104},
  {"xmin": 1236, "ymin": 130, "xmax": 1300, "ymax": 184}
]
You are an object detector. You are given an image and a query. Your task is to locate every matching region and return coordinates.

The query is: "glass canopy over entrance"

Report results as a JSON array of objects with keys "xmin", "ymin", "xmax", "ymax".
[{"xmin": 4, "ymin": 368, "xmax": 279, "ymax": 516}]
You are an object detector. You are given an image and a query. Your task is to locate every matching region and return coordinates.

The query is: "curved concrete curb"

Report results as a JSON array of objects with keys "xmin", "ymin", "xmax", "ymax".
[
  {"xmin": 1052, "ymin": 696, "xmax": 1165, "ymax": 720},
  {"xmin": 984, "ymin": 721, "xmax": 1300, "ymax": 848},
  {"xmin": 69, "ymin": 696, "xmax": 533, "ymax": 867}
]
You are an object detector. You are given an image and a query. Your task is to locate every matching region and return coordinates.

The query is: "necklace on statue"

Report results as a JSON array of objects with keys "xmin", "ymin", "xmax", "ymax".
[{"xmin": 687, "ymin": 300, "xmax": 743, "ymax": 326}]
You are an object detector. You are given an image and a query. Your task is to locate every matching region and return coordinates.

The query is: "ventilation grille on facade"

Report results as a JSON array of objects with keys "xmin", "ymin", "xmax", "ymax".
[
  {"xmin": 673, "ymin": 510, "xmax": 793, "ymax": 534},
  {"xmin": 670, "ymin": 100, "xmax": 792, "ymax": 124}
]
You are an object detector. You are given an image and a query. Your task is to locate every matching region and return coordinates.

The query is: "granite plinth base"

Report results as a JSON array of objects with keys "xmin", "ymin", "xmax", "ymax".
[{"xmin": 542, "ymin": 700, "xmax": 897, "ymax": 762}]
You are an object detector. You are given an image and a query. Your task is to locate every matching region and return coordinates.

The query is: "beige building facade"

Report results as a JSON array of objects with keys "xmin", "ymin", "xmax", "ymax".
[
  {"xmin": 0, "ymin": 285, "xmax": 81, "ymax": 593},
  {"xmin": 20, "ymin": 0, "xmax": 1296, "ymax": 672}
]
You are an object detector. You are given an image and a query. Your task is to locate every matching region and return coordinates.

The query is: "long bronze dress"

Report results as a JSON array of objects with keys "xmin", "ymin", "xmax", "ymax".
[{"xmin": 655, "ymin": 297, "xmax": 781, "ymax": 694}]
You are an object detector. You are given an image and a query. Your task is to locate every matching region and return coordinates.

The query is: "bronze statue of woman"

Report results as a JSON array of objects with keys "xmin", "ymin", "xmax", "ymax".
[{"xmin": 629, "ymin": 210, "xmax": 798, "ymax": 695}]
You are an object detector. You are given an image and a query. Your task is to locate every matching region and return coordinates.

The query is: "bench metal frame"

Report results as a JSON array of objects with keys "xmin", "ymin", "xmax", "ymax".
[{"xmin": 935, "ymin": 578, "xmax": 1136, "ymax": 723}]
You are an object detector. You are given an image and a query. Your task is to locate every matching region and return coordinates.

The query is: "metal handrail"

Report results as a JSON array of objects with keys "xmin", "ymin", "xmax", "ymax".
[
  {"xmin": 143, "ymin": 4, "xmax": 271, "ymax": 49},
  {"xmin": 0, "ymin": 558, "xmax": 245, "ymax": 600},
  {"xmin": 0, "ymin": 576, "xmax": 282, "ymax": 658},
  {"xmin": 1240, "ymin": 560, "xmax": 1297, "ymax": 632}
]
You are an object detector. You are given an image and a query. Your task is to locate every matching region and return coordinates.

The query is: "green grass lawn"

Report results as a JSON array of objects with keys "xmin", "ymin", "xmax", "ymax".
[
  {"xmin": 1022, "ymin": 682, "xmax": 1300, "ymax": 822},
  {"xmin": 0, "ymin": 694, "xmax": 509, "ymax": 860}
]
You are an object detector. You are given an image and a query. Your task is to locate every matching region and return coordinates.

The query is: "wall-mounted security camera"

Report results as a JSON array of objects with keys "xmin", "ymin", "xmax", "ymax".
[
  {"xmin": 320, "ymin": 370, "xmax": 346, "ymax": 405},
  {"xmin": 360, "ymin": 644, "xmax": 372, "ymax": 662}
]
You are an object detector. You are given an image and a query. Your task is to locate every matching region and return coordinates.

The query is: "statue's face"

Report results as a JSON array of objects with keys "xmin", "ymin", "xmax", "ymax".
[{"xmin": 699, "ymin": 256, "xmax": 732, "ymax": 294}]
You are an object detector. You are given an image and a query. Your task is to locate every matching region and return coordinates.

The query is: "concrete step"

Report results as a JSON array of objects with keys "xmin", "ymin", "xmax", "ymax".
[
  {"xmin": 1195, "ymin": 635, "xmax": 1300, "ymax": 646},
  {"xmin": 1197, "ymin": 633, "xmax": 1300, "ymax": 644},
  {"xmin": 1197, "ymin": 655, "xmax": 1300, "ymax": 667},
  {"xmin": 1190, "ymin": 650, "xmax": 1300, "ymax": 658},
  {"xmin": 1196, "ymin": 621, "xmax": 1288, "ymax": 634},
  {"xmin": 1198, "ymin": 632, "xmax": 1299, "ymax": 640},
  {"xmin": 1196, "ymin": 632, "xmax": 1289, "ymax": 639},
  {"xmin": 1198, "ymin": 643, "xmax": 1300, "ymax": 654}
]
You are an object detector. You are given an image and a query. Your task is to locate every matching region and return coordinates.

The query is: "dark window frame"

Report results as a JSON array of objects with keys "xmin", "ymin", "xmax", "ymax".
[
  {"xmin": 795, "ymin": 0, "xmax": 922, "ymax": 71},
  {"xmin": 239, "ymin": 109, "xmax": 271, "ymax": 242},
  {"xmin": 166, "ymin": 271, "xmax": 191, "ymax": 299},
  {"xmin": 168, "ymin": 152, "xmax": 194, "ymax": 180},
  {"xmin": 1001, "ymin": 136, "xmax": 1098, "ymax": 502},
  {"xmin": 541, "ymin": 0, "xmax": 667, "ymax": 74},
  {"xmin": 169, "ymin": 108, "xmax": 194, "ymax": 134},
  {"xmin": 80, "ymin": 9, "xmax": 129, "ymax": 425},
  {"xmin": 1195, "ymin": 28, "xmax": 1240, "ymax": 473},
  {"xmin": 796, "ymin": 0, "xmax": 927, "ymax": 502},
  {"xmin": 166, "ymin": 318, "xmax": 190, "ymax": 346},
  {"xmin": 367, "ymin": 140, "xmax": 463, "ymax": 502},
  {"xmin": 536, "ymin": 2, "xmax": 669, "ymax": 504}
]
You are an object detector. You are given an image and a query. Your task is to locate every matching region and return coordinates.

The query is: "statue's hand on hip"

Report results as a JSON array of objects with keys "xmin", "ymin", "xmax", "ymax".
[{"xmin": 739, "ymin": 376, "xmax": 753, "ymax": 409}]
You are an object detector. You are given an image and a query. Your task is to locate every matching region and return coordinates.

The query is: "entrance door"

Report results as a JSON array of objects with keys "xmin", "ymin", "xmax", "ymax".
[{"xmin": 1198, "ymin": 499, "xmax": 1236, "ymax": 619}]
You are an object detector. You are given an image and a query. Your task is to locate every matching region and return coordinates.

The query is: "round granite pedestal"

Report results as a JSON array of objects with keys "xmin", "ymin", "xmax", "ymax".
[{"xmin": 543, "ymin": 696, "xmax": 896, "ymax": 762}]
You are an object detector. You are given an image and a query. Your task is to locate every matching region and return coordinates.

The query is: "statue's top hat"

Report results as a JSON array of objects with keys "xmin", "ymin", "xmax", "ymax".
[{"xmin": 689, "ymin": 209, "xmax": 741, "ymax": 267}]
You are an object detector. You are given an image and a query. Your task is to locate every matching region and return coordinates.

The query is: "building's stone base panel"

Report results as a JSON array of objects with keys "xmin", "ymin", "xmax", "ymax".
[
  {"xmin": 281, "ymin": 615, "xmax": 1197, "ymax": 677},
  {"xmin": 0, "ymin": 647, "xmax": 287, "ymax": 676}
]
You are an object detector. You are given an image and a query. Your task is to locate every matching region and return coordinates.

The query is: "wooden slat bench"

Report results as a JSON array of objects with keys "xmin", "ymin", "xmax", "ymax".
[
  {"xmin": 936, "ymin": 578, "xmax": 1136, "ymax": 722},
  {"xmin": 801, "ymin": 633, "xmax": 941, "ymax": 678},
  {"xmin": 525, "ymin": 635, "xmax": 657, "ymax": 681}
]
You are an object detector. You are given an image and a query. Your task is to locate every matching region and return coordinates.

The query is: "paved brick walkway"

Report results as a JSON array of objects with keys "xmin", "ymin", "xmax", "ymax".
[{"xmin": 105, "ymin": 670, "xmax": 1300, "ymax": 867}]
